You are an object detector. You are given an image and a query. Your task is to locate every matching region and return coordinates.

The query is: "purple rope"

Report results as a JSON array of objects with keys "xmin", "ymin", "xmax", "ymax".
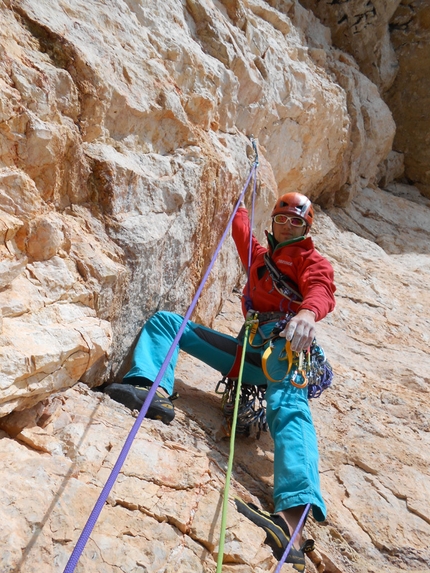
[
  {"xmin": 247, "ymin": 140, "xmax": 258, "ymax": 275},
  {"xmin": 247, "ymin": 167, "xmax": 258, "ymax": 275},
  {"xmin": 245, "ymin": 140, "xmax": 258, "ymax": 310},
  {"xmin": 62, "ymin": 161, "xmax": 258, "ymax": 573},
  {"xmin": 274, "ymin": 503, "xmax": 311, "ymax": 573}
]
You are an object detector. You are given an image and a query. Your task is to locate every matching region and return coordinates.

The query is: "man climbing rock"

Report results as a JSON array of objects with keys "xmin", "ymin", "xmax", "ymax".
[{"xmin": 104, "ymin": 192, "xmax": 336, "ymax": 571}]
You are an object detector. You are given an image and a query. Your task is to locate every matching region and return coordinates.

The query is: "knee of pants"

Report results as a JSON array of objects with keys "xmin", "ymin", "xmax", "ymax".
[{"xmin": 145, "ymin": 311, "xmax": 184, "ymax": 337}]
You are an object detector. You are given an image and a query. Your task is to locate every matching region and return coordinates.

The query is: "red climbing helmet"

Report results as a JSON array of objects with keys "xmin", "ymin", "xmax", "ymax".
[{"xmin": 271, "ymin": 192, "xmax": 314, "ymax": 228}]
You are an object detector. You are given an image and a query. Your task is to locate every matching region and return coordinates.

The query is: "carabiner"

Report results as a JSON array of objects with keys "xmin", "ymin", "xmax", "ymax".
[
  {"xmin": 262, "ymin": 341, "xmax": 284, "ymax": 383},
  {"xmin": 278, "ymin": 340, "xmax": 293, "ymax": 376},
  {"xmin": 290, "ymin": 369, "xmax": 308, "ymax": 388},
  {"xmin": 245, "ymin": 311, "xmax": 259, "ymax": 345},
  {"xmin": 290, "ymin": 351, "xmax": 308, "ymax": 388}
]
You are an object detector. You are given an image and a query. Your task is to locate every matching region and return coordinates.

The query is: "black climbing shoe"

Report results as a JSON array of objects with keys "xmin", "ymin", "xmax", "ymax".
[
  {"xmin": 234, "ymin": 498, "xmax": 313, "ymax": 571},
  {"xmin": 104, "ymin": 383, "xmax": 175, "ymax": 424}
]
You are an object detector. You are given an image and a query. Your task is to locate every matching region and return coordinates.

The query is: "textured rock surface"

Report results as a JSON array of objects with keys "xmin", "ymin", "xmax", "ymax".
[
  {"xmin": 0, "ymin": 0, "xmax": 396, "ymax": 410},
  {"xmin": 298, "ymin": 0, "xmax": 402, "ymax": 92},
  {"xmin": 0, "ymin": 189, "xmax": 429, "ymax": 573},
  {"xmin": 0, "ymin": 0, "xmax": 429, "ymax": 572},
  {"xmin": 298, "ymin": 0, "xmax": 430, "ymax": 197},
  {"xmin": 385, "ymin": 0, "xmax": 430, "ymax": 198}
]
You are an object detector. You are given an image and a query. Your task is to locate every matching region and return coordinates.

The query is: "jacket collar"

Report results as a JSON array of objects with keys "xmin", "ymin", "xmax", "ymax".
[{"xmin": 265, "ymin": 230, "xmax": 306, "ymax": 254}]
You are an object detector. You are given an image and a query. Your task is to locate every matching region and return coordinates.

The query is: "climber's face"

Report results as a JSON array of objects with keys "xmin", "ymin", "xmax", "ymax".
[{"xmin": 272, "ymin": 214, "xmax": 306, "ymax": 243}]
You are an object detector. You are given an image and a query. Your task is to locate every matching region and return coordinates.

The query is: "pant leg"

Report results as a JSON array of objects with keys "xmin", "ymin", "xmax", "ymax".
[
  {"xmin": 124, "ymin": 311, "xmax": 266, "ymax": 394},
  {"xmin": 239, "ymin": 324, "xmax": 326, "ymax": 521},
  {"xmin": 265, "ymin": 378, "xmax": 326, "ymax": 522}
]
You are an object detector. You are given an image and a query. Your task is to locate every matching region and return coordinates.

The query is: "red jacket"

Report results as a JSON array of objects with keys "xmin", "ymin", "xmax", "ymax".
[{"xmin": 232, "ymin": 207, "xmax": 336, "ymax": 321}]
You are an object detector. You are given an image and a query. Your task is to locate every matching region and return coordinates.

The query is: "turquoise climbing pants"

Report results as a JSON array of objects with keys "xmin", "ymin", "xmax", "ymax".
[{"xmin": 124, "ymin": 310, "xmax": 327, "ymax": 521}]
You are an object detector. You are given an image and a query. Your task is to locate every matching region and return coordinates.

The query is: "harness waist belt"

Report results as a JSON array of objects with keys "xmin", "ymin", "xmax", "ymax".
[{"xmin": 253, "ymin": 311, "xmax": 287, "ymax": 324}]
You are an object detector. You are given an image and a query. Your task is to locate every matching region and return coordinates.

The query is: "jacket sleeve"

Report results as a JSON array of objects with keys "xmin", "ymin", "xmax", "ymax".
[
  {"xmin": 232, "ymin": 207, "xmax": 266, "ymax": 269},
  {"xmin": 297, "ymin": 254, "xmax": 336, "ymax": 321}
]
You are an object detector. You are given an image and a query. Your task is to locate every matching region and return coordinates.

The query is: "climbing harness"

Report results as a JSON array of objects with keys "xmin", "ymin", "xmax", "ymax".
[
  {"xmin": 233, "ymin": 309, "xmax": 333, "ymax": 393},
  {"xmin": 62, "ymin": 142, "xmax": 259, "ymax": 573},
  {"xmin": 264, "ymin": 252, "xmax": 303, "ymax": 303},
  {"xmin": 216, "ymin": 305, "xmax": 333, "ymax": 446}
]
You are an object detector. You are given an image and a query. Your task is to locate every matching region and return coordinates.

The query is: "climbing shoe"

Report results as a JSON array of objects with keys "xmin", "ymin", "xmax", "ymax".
[
  {"xmin": 104, "ymin": 383, "xmax": 175, "ymax": 424},
  {"xmin": 234, "ymin": 498, "xmax": 313, "ymax": 571}
]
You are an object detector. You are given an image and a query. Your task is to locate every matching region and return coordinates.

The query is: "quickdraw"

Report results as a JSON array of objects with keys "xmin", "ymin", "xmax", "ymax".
[
  {"xmin": 278, "ymin": 338, "xmax": 293, "ymax": 372},
  {"xmin": 262, "ymin": 338, "xmax": 333, "ymax": 396},
  {"xmin": 244, "ymin": 312, "xmax": 307, "ymax": 387},
  {"xmin": 239, "ymin": 312, "xmax": 332, "ymax": 396},
  {"xmin": 290, "ymin": 350, "xmax": 308, "ymax": 389},
  {"xmin": 262, "ymin": 340, "xmax": 282, "ymax": 382}
]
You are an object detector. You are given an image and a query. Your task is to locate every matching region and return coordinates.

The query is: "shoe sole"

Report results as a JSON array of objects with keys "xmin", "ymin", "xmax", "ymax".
[
  {"xmin": 234, "ymin": 497, "xmax": 305, "ymax": 570},
  {"xmin": 104, "ymin": 383, "xmax": 175, "ymax": 424}
]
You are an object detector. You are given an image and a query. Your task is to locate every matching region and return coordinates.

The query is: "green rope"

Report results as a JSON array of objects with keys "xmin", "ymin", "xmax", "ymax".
[{"xmin": 216, "ymin": 321, "xmax": 251, "ymax": 572}]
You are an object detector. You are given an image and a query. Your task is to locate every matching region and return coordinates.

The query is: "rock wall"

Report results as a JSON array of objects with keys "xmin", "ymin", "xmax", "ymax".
[
  {"xmin": 1, "ymin": 1, "xmax": 429, "ymax": 572},
  {"xmin": 298, "ymin": 0, "xmax": 430, "ymax": 196},
  {"xmin": 297, "ymin": 0, "xmax": 402, "ymax": 92},
  {"xmin": 385, "ymin": 0, "xmax": 430, "ymax": 198},
  {"xmin": 0, "ymin": 0, "xmax": 395, "ymax": 410},
  {"xmin": 0, "ymin": 185, "xmax": 429, "ymax": 573}
]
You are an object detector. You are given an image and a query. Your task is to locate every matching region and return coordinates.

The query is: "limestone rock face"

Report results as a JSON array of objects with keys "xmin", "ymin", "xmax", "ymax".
[
  {"xmin": 0, "ymin": 0, "xmax": 396, "ymax": 410},
  {"xmin": 385, "ymin": 0, "xmax": 430, "ymax": 198},
  {"xmin": 296, "ymin": 0, "xmax": 430, "ymax": 198},
  {"xmin": 0, "ymin": 2, "xmax": 429, "ymax": 571},
  {"xmin": 0, "ymin": 183, "xmax": 429, "ymax": 573},
  {"xmin": 298, "ymin": 0, "xmax": 402, "ymax": 92}
]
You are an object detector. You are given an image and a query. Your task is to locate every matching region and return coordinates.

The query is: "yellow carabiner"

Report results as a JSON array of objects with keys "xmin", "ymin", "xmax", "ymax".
[
  {"xmin": 278, "ymin": 340, "xmax": 294, "ymax": 375},
  {"xmin": 290, "ymin": 370, "xmax": 308, "ymax": 388},
  {"xmin": 262, "ymin": 341, "xmax": 284, "ymax": 382},
  {"xmin": 248, "ymin": 319, "xmax": 259, "ymax": 345}
]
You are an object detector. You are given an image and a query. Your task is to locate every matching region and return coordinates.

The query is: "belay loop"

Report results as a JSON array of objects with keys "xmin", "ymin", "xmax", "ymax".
[{"xmin": 216, "ymin": 377, "xmax": 268, "ymax": 439}]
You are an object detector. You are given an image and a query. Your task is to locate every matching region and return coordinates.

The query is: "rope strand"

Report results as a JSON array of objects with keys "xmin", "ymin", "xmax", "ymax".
[
  {"xmin": 275, "ymin": 504, "xmax": 311, "ymax": 573},
  {"xmin": 217, "ymin": 147, "xmax": 259, "ymax": 570},
  {"xmin": 216, "ymin": 321, "xmax": 251, "ymax": 572}
]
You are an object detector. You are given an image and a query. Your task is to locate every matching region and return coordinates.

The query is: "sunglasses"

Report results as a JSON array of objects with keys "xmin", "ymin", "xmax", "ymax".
[{"xmin": 272, "ymin": 214, "xmax": 306, "ymax": 227}]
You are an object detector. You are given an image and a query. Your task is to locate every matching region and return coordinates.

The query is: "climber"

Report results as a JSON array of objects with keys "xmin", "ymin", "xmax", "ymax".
[{"xmin": 103, "ymin": 192, "xmax": 336, "ymax": 570}]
